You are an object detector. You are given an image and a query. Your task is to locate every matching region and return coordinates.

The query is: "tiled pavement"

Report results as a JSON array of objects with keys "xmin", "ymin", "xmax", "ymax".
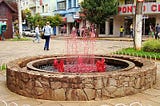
[{"xmin": 0, "ymin": 37, "xmax": 160, "ymax": 106}]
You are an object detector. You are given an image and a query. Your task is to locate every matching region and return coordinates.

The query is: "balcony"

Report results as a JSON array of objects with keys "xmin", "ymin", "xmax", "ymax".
[
  {"xmin": 54, "ymin": 9, "xmax": 68, "ymax": 15},
  {"xmin": 67, "ymin": 7, "xmax": 80, "ymax": 14}
]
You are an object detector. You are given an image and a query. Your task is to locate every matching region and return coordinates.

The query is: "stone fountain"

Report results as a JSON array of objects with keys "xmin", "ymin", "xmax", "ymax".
[{"xmin": 6, "ymin": 28, "xmax": 157, "ymax": 101}]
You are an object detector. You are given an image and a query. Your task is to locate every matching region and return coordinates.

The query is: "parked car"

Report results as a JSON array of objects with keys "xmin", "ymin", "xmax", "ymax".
[{"xmin": 22, "ymin": 29, "xmax": 36, "ymax": 37}]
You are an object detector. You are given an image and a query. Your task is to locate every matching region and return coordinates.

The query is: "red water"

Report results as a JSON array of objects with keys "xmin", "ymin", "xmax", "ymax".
[{"xmin": 54, "ymin": 27, "xmax": 106, "ymax": 73}]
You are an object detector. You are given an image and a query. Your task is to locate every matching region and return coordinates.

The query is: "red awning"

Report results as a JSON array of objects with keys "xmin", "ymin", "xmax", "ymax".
[
  {"xmin": 63, "ymin": 17, "xmax": 67, "ymax": 22},
  {"xmin": 79, "ymin": 13, "xmax": 85, "ymax": 17},
  {"xmin": 40, "ymin": 0, "xmax": 43, "ymax": 5}
]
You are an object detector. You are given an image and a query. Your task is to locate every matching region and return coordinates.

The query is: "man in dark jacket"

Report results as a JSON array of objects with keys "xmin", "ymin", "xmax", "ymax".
[{"xmin": 155, "ymin": 23, "xmax": 160, "ymax": 39}]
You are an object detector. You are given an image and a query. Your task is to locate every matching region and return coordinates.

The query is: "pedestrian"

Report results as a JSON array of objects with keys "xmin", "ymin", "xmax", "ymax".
[
  {"xmin": 119, "ymin": 26, "xmax": 124, "ymax": 37},
  {"xmin": 43, "ymin": 21, "xmax": 52, "ymax": 50},
  {"xmin": 149, "ymin": 24, "xmax": 154, "ymax": 38},
  {"xmin": 33, "ymin": 25, "xmax": 40, "ymax": 43},
  {"xmin": 77, "ymin": 28, "xmax": 80, "ymax": 37},
  {"xmin": 71, "ymin": 26, "xmax": 77, "ymax": 37},
  {"xmin": 81, "ymin": 25, "xmax": 85, "ymax": 37},
  {"xmin": 130, "ymin": 24, "xmax": 134, "ymax": 38},
  {"xmin": 155, "ymin": 23, "xmax": 160, "ymax": 39}
]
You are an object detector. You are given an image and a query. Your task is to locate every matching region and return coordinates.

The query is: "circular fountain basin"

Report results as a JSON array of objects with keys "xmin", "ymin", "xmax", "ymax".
[
  {"xmin": 6, "ymin": 55, "xmax": 157, "ymax": 101},
  {"xmin": 26, "ymin": 57, "xmax": 135, "ymax": 73}
]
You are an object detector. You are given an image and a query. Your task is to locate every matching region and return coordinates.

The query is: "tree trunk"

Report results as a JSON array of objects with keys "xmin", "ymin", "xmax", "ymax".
[
  {"xmin": 95, "ymin": 24, "xmax": 99, "ymax": 37},
  {"xmin": 18, "ymin": 0, "xmax": 23, "ymax": 38},
  {"xmin": 134, "ymin": 1, "xmax": 143, "ymax": 50}
]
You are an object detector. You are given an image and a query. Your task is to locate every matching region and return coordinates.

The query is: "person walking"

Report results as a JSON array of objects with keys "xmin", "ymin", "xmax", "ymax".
[
  {"xmin": 43, "ymin": 22, "xmax": 52, "ymax": 50},
  {"xmin": 130, "ymin": 24, "xmax": 134, "ymax": 38},
  {"xmin": 149, "ymin": 24, "xmax": 154, "ymax": 38},
  {"xmin": 155, "ymin": 23, "xmax": 160, "ymax": 39},
  {"xmin": 119, "ymin": 26, "xmax": 124, "ymax": 37},
  {"xmin": 33, "ymin": 25, "xmax": 40, "ymax": 43}
]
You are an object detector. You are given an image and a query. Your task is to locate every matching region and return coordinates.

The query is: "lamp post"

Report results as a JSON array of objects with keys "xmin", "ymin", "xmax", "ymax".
[{"xmin": 134, "ymin": 0, "xmax": 143, "ymax": 50}]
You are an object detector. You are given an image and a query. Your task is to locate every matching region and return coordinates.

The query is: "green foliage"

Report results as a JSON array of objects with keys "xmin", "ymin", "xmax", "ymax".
[
  {"xmin": 33, "ymin": 13, "xmax": 44, "ymax": 27},
  {"xmin": 0, "ymin": 64, "xmax": 6, "ymax": 70},
  {"xmin": 142, "ymin": 39, "xmax": 160, "ymax": 53},
  {"xmin": 115, "ymin": 48, "xmax": 160, "ymax": 59},
  {"xmin": 23, "ymin": 11, "xmax": 62, "ymax": 28},
  {"xmin": 8, "ymin": 37, "xmax": 31, "ymax": 41},
  {"xmin": 81, "ymin": 0, "xmax": 118, "ymax": 25},
  {"xmin": 45, "ymin": 14, "xmax": 63, "ymax": 27},
  {"xmin": 22, "ymin": 9, "xmax": 32, "ymax": 19}
]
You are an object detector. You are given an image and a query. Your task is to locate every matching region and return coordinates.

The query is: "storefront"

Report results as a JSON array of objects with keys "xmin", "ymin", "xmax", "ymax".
[{"xmin": 114, "ymin": 2, "xmax": 160, "ymax": 36}]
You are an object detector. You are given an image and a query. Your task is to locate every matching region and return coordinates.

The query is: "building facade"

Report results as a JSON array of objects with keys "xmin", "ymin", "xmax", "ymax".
[
  {"xmin": 21, "ymin": 0, "xmax": 160, "ymax": 36},
  {"xmin": 113, "ymin": 0, "xmax": 160, "ymax": 36},
  {"xmin": 0, "ymin": 0, "xmax": 17, "ymax": 39},
  {"xmin": 54, "ymin": 0, "xmax": 80, "ymax": 35}
]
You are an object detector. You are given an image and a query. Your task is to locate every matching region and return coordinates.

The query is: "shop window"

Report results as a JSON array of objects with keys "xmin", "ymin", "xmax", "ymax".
[
  {"xmin": 57, "ymin": 1, "xmax": 66, "ymax": 10},
  {"xmin": 125, "ymin": 0, "xmax": 134, "ymax": 4}
]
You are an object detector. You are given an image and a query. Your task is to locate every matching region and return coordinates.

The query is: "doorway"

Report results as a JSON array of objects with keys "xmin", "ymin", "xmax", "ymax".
[
  {"xmin": 100, "ymin": 22, "xmax": 105, "ymax": 34},
  {"xmin": 143, "ymin": 17, "xmax": 156, "ymax": 35},
  {"xmin": 124, "ymin": 18, "xmax": 133, "ymax": 35},
  {"xmin": 109, "ymin": 19, "xmax": 113, "ymax": 35}
]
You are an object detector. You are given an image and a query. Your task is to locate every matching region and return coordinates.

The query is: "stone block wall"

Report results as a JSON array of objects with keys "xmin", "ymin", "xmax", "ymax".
[{"xmin": 6, "ymin": 55, "xmax": 157, "ymax": 101}]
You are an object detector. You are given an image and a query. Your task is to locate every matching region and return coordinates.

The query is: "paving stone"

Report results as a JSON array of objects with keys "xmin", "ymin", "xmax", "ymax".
[{"xmin": 0, "ymin": 38, "xmax": 160, "ymax": 105}]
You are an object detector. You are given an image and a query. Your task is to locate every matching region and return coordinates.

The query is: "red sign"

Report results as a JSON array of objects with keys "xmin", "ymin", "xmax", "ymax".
[
  {"xmin": 118, "ymin": 3, "xmax": 160, "ymax": 14},
  {"xmin": 40, "ymin": 0, "xmax": 43, "ymax": 5},
  {"xmin": 63, "ymin": 17, "xmax": 67, "ymax": 22},
  {"xmin": 137, "ymin": 0, "xmax": 144, "ymax": 2}
]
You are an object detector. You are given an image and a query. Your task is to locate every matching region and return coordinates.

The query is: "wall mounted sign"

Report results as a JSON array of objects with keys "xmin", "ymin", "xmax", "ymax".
[{"xmin": 118, "ymin": 3, "xmax": 160, "ymax": 15}]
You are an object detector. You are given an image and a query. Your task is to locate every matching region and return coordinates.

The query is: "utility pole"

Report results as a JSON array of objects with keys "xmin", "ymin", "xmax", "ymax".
[
  {"xmin": 17, "ymin": 0, "xmax": 23, "ymax": 38},
  {"xmin": 134, "ymin": 0, "xmax": 143, "ymax": 50}
]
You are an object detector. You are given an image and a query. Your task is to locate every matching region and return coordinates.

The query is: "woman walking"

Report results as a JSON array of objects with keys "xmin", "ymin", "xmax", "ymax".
[{"xmin": 43, "ymin": 22, "xmax": 52, "ymax": 50}]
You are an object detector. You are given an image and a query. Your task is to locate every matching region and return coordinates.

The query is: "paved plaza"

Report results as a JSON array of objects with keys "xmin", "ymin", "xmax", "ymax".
[{"xmin": 0, "ymin": 37, "xmax": 160, "ymax": 106}]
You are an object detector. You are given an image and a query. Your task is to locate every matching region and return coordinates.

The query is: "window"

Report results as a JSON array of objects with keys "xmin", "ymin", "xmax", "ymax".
[
  {"xmin": 45, "ymin": 4, "xmax": 48, "ymax": 12},
  {"xmin": 42, "ymin": 5, "xmax": 44, "ymax": 13},
  {"xmin": 0, "ymin": 7, "xmax": 6, "ymax": 17},
  {"xmin": 57, "ymin": 1, "xmax": 66, "ymax": 10},
  {"xmin": 73, "ymin": 0, "xmax": 76, "ymax": 7},
  {"xmin": 26, "ymin": 1, "xmax": 28, "ymax": 5},
  {"xmin": 68, "ymin": 0, "xmax": 72, "ymax": 8},
  {"xmin": 125, "ymin": 0, "xmax": 134, "ymax": 4}
]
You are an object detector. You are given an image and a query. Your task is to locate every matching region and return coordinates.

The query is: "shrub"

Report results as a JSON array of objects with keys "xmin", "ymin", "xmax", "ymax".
[
  {"xmin": 0, "ymin": 64, "xmax": 6, "ymax": 70},
  {"xmin": 143, "ymin": 39, "xmax": 160, "ymax": 53}
]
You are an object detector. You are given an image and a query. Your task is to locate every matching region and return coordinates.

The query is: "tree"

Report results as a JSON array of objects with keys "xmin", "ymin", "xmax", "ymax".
[
  {"xmin": 33, "ymin": 13, "xmax": 44, "ymax": 27},
  {"xmin": 45, "ymin": 14, "xmax": 63, "ymax": 27},
  {"xmin": 81, "ymin": 0, "xmax": 118, "ymax": 37},
  {"xmin": 17, "ymin": 0, "xmax": 22, "ymax": 38},
  {"xmin": 134, "ymin": 1, "xmax": 143, "ymax": 50}
]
